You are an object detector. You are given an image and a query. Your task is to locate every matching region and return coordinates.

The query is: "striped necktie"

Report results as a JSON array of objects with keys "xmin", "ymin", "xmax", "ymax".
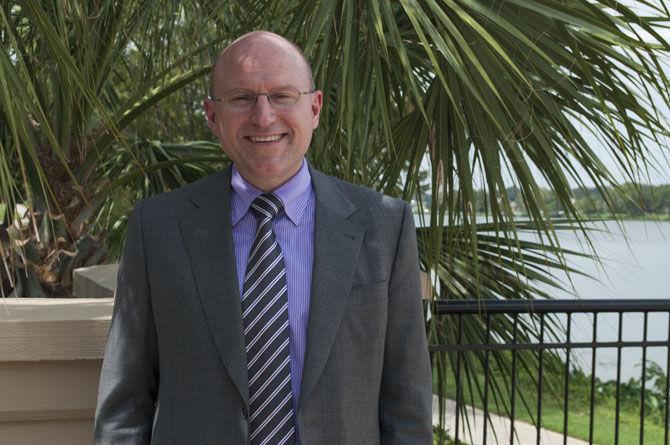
[{"xmin": 242, "ymin": 194, "xmax": 296, "ymax": 445}]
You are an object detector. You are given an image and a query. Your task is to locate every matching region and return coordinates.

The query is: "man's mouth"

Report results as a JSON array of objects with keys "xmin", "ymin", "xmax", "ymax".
[{"xmin": 248, "ymin": 134, "xmax": 285, "ymax": 142}]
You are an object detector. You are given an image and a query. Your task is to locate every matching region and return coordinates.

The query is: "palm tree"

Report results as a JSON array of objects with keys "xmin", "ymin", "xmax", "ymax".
[
  {"xmin": 0, "ymin": 0, "xmax": 234, "ymax": 295},
  {"xmin": 2, "ymin": 0, "xmax": 670, "ymax": 440}
]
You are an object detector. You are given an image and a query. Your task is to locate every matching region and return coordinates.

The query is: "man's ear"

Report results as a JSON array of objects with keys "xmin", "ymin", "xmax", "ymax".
[
  {"xmin": 204, "ymin": 98, "xmax": 217, "ymax": 131},
  {"xmin": 311, "ymin": 90, "xmax": 323, "ymax": 129}
]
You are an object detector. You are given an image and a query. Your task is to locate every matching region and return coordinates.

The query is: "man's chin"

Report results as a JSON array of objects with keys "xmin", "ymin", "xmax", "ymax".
[{"xmin": 240, "ymin": 163, "xmax": 300, "ymax": 191}]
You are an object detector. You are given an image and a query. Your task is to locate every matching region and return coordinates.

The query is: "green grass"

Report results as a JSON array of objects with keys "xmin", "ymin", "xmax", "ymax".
[{"xmin": 432, "ymin": 353, "xmax": 667, "ymax": 445}]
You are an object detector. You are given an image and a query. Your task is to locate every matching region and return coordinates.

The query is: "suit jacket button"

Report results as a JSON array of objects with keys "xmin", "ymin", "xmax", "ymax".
[{"xmin": 242, "ymin": 406, "xmax": 249, "ymax": 420}]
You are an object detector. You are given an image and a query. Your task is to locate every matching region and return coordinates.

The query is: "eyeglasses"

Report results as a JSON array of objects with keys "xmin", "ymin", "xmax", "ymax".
[{"xmin": 208, "ymin": 88, "xmax": 315, "ymax": 113}]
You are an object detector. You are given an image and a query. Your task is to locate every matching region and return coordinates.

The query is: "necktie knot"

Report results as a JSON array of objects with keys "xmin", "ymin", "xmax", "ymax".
[{"xmin": 250, "ymin": 194, "xmax": 283, "ymax": 221}]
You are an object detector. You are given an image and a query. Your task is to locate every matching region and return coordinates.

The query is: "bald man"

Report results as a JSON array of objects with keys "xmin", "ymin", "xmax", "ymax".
[{"xmin": 94, "ymin": 31, "xmax": 432, "ymax": 445}]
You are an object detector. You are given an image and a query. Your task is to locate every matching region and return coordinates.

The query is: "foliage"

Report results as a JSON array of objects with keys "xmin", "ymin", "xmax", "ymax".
[
  {"xmin": 572, "ymin": 183, "xmax": 670, "ymax": 218},
  {"xmin": 437, "ymin": 348, "xmax": 669, "ymax": 444},
  {"xmin": 459, "ymin": 183, "xmax": 670, "ymax": 218},
  {"xmin": 0, "ymin": 0, "xmax": 232, "ymax": 295},
  {"xmin": 433, "ymin": 426, "xmax": 459, "ymax": 445},
  {"xmin": 588, "ymin": 359, "xmax": 669, "ymax": 425}
]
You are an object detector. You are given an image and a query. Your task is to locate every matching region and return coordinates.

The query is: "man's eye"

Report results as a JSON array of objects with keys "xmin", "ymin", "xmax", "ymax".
[
  {"xmin": 229, "ymin": 95, "xmax": 255, "ymax": 104},
  {"xmin": 270, "ymin": 92, "xmax": 297, "ymax": 105}
]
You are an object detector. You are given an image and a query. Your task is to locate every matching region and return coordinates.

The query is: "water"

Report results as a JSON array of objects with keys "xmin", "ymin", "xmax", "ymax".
[{"xmin": 541, "ymin": 220, "xmax": 670, "ymax": 301}]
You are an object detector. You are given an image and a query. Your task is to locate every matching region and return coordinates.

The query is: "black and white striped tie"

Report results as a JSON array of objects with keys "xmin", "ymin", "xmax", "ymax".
[{"xmin": 242, "ymin": 194, "xmax": 296, "ymax": 445}]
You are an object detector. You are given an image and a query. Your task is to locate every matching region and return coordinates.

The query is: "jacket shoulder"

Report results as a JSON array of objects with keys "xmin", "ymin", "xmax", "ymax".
[
  {"xmin": 317, "ymin": 171, "xmax": 409, "ymax": 216},
  {"xmin": 135, "ymin": 169, "xmax": 229, "ymax": 216}
]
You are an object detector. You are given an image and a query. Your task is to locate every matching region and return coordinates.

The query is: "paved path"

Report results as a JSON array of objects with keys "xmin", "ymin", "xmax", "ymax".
[{"xmin": 432, "ymin": 397, "xmax": 591, "ymax": 445}]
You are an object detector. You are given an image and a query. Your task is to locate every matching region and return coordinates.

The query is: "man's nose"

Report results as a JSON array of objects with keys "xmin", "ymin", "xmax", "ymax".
[{"xmin": 250, "ymin": 94, "xmax": 277, "ymax": 127}]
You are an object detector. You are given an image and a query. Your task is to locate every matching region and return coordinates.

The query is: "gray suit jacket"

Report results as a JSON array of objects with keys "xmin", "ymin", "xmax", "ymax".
[{"xmin": 94, "ymin": 165, "xmax": 432, "ymax": 444}]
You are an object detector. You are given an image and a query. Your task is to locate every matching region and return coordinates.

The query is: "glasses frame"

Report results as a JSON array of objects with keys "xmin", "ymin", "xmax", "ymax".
[{"xmin": 208, "ymin": 89, "xmax": 315, "ymax": 113}]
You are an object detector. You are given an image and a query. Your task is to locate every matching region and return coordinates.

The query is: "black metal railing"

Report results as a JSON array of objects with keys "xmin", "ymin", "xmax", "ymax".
[{"xmin": 430, "ymin": 299, "xmax": 670, "ymax": 445}]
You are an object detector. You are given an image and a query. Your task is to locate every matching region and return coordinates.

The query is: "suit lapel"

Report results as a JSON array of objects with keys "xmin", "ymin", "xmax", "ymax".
[
  {"xmin": 177, "ymin": 167, "xmax": 249, "ymax": 404},
  {"xmin": 299, "ymin": 168, "xmax": 364, "ymax": 409}
]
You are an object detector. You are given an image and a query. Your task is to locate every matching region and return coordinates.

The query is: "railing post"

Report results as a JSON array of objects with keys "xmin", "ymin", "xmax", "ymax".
[
  {"xmin": 536, "ymin": 313, "xmax": 545, "ymax": 445},
  {"xmin": 563, "ymin": 312, "xmax": 571, "ymax": 445},
  {"xmin": 615, "ymin": 312, "xmax": 623, "ymax": 445},
  {"xmin": 510, "ymin": 313, "xmax": 518, "ymax": 445},
  {"xmin": 640, "ymin": 311, "xmax": 649, "ymax": 445},
  {"xmin": 483, "ymin": 314, "xmax": 491, "ymax": 445},
  {"xmin": 454, "ymin": 314, "xmax": 463, "ymax": 445},
  {"xmin": 589, "ymin": 312, "xmax": 598, "ymax": 445},
  {"xmin": 665, "ymin": 310, "xmax": 670, "ymax": 445}
]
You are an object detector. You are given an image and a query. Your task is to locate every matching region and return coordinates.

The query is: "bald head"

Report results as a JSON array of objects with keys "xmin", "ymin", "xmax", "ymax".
[{"xmin": 209, "ymin": 31, "xmax": 315, "ymax": 96}]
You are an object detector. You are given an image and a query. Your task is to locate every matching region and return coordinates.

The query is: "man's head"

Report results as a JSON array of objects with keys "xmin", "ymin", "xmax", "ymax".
[{"xmin": 205, "ymin": 31, "xmax": 322, "ymax": 192}]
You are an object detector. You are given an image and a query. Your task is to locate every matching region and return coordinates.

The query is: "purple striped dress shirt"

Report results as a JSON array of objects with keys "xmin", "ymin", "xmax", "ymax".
[{"xmin": 230, "ymin": 159, "xmax": 314, "ymax": 441}]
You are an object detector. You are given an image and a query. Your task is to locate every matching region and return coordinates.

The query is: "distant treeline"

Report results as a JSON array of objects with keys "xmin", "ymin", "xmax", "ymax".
[
  {"xmin": 420, "ymin": 184, "xmax": 670, "ymax": 218},
  {"xmin": 502, "ymin": 183, "xmax": 670, "ymax": 218}
]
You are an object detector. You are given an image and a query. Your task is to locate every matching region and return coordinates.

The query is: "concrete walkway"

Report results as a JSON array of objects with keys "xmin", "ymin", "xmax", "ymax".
[{"xmin": 433, "ymin": 397, "xmax": 590, "ymax": 445}]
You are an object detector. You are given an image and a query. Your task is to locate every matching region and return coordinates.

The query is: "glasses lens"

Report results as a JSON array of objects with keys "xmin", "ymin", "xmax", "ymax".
[
  {"xmin": 225, "ymin": 93, "xmax": 256, "ymax": 112},
  {"xmin": 269, "ymin": 90, "xmax": 300, "ymax": 109}
]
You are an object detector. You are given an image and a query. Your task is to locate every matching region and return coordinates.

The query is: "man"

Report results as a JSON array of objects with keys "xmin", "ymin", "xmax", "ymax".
[{"xmin": 94, "ymin": 31, "xmax": 432, "ymax": 444}]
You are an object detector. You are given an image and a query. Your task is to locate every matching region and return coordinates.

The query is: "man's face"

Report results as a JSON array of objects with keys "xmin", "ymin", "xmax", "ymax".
[{"xmin": 205, "ymin": 37, "xmax": 322, "ymax": 191}]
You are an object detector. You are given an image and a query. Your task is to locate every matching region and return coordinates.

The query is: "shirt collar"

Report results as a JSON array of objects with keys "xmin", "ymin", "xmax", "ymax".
[{"xmin": 230, "ymin": 159, "xmax": 312, "ymax": 227}]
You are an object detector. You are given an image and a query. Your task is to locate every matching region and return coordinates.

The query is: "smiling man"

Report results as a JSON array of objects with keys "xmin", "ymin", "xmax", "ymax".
[{"xmin": 94, "ymin": 31, "xmax": 432, "ymax": 445}]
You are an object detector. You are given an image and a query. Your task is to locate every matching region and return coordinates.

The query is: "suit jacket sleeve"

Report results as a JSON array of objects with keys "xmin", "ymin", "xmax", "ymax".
[
  {"xmin": 379, "ymin": 202, "xmax": 433, "ymax": 444},
  {"xmin": 94, "ymin": 201, "xmax": 159, "ymax": 444}
]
